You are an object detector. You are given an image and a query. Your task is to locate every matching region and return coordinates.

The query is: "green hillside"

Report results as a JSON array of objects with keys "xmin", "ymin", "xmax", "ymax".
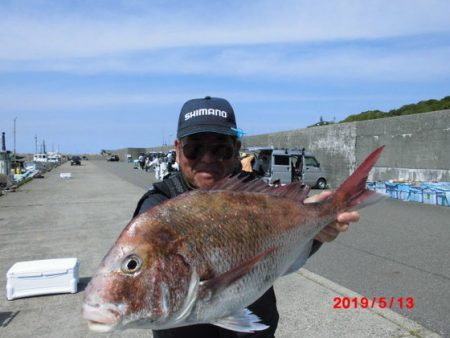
[{"xmin": 340, "ymin": 95, "xmax": 450, "ymax": 123}]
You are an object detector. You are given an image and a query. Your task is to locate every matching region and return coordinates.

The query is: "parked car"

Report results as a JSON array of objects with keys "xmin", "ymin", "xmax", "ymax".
[
  {"xmin": 107, "ymin": 155, "xmax": 120, "ymax": 162},
  {"xmin": 71, "ymin": 156, "xmax": 81, "ymax": 166},
  {"xmin": 249, "ymin": 147, "xmax": 328, "ymax": 189}
]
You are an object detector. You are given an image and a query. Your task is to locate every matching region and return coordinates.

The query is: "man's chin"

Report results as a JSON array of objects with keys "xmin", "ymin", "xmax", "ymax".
[{"xmin": 194, "ymin": 172, "xmax": 220, "ymax": 189}]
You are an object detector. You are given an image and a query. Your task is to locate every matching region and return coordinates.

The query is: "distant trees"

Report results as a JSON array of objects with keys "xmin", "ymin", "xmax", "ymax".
[
  {"xmin": 340, "ymin": 96, "xmax": 450, "ymax": 123},
  {"xmin": 341, "ymin": 110, "xmax": 385, "ymax": 123}
]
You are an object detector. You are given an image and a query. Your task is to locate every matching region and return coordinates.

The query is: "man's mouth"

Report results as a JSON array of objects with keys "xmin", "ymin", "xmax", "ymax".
[
  {"xmin": 196, "ymin": 166, "xmax": 222, "ymax": 177},
  {"xmin": 196, "ymin": 171, "xmax": 222, "ymax": 183},
  {"xmin": 197, "ymin": 171, "xmax": 216, "ymax": 177}
]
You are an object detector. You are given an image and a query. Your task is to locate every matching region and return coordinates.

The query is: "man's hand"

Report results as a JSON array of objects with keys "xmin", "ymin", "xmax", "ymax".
[{"xmin": 304, "ymin": 191, "xmax": 360, "ymax": 243}]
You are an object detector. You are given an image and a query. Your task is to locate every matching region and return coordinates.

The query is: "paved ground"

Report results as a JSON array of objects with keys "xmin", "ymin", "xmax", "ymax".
[
  {"xmin": 96, "ymin": 160, "xmax": 450, "ymax": 337},
  {"xmin": 0, "ymin": 161, "xmax": 442, "ymax": 337},
  {"xmin": 305, "ymin": 197, "xmax": 450, "ymax": 336}
]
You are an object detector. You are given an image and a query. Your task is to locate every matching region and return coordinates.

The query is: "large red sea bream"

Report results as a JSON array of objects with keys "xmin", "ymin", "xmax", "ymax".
[{"xmin": 83, "ymin": 146, "xmax": 384, "ymax": 333}]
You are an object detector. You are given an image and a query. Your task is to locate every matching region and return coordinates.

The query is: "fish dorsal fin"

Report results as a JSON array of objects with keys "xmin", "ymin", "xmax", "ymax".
[
  {"xmin": 205, "ymin": 174, "xmax": 310, "ymax": 203},
  {"xmin": 212, "ymin": 308, "xmax": 269, "ymax": 333}
]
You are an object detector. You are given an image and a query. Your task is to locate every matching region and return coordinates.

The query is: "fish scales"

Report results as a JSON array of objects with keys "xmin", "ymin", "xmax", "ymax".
[
  {"xmin": 123, "ymin": 189, "xmax": 329, "ymax": 323},
  {"xmin": 153, "ymin": 190, "xmax": 313, "ymax": 269}
]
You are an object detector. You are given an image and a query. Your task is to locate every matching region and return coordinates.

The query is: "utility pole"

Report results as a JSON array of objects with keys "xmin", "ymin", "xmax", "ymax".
[
  {"xmin": 13, "ymin": 117, "xmax": 17, "ymax": 153},
  {"xmin": 13, "ymin": 117, "xmax": 17, "ymax": 170}
]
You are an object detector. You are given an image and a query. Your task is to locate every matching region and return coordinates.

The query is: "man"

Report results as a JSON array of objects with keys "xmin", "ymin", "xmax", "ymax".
[
  {"xmin": 241, "ymin": 152, "xmax": 256, "ymax": 173},
  {"xmin": 133, "ymin": 96, "xmax": 359, "ymax": 338},
  {"xmin": 138, "ymin": 153, "xmax": 145, "ymax": 170}
]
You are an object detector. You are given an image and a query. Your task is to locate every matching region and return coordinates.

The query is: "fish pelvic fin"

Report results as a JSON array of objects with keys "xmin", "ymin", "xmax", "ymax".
[
  {"xmin": 213, "ymin": 308, "xmax": 269, "ymax": 333},
  {"xmin": 199, "ymin": 247, "xmax": 277, "ymax": 297},
  {"xmin": 331, "ymin": 145, "xmax": 385, "ymax": 211}
]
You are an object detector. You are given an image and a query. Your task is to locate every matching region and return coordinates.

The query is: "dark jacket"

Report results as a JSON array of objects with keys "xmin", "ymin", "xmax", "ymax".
[{"xmin": 133, "ymin": 171, "xmax": 321, "ymax": 338}]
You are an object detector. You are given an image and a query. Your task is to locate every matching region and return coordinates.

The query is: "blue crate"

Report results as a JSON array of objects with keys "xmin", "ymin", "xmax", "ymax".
[
  {"xmin": 408, "ymin": 186, "xmax": 424, "ymax": 203},
  {"xmin": 434, "ymin": 188, "xmax": 450, "ymax": 207},
  {"xmin": 376, "ymin": 182, "xmax": 387, "ymax": 195},
  {"xmin": 367, "ymin": 181, "xmax": 387, "ymax": 195},
  {"xmin": 366, "ymin": 181, "xmax": 376, "ymax": 191},
  {"xmin": 397, "ymin": 184, "xmax": 412, "ymax": 201},
  {"xmin": 422, "ymin": 188, "xmax": 437, "ymax": 205},
  {"xmin": 385, "ymin": 182, "xmax": 399, "ymax": 199}
]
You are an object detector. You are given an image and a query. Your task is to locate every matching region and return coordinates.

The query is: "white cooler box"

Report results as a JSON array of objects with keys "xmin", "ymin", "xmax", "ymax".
[
  {"xmin": 59, "ymin": 173, "xmax": 72, "ymax": 179},
  {"xmin": 6, "ymin": 258, "xmax": 79, "ymax": 300}
]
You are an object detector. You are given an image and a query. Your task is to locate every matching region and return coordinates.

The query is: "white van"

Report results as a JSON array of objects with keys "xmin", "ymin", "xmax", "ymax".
[{"xmin": 249, "ymin": 147, "xmax": 328, "ymax": 189}]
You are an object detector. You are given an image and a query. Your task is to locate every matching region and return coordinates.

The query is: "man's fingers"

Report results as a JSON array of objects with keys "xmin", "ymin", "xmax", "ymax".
[
  {"xmin": 306, "ymin": 196, "xmax": 360, "ymax": 243},
  {"xmin": 315, "ymin": 224, "xmax": 339, "ymax": 242},
  {"xmin": 304, "ymin": 191, "xmax": 332, "ymax": 204},
  {"xmin": 334, "ymin": 222, "xmax": 349, "ymax": 232},
  {"xmin": 315, "ymin": 219, "xmax": 351, "ymax": 243},
  {"xmin": 337, "ymin": 211, "xmax": 360, "ymax": 224}
]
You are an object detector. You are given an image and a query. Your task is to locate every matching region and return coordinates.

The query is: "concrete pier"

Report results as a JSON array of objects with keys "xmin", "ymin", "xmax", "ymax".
[{"xmin": 0, "ymin": 161, "xmax": 441, "ymax": 337}]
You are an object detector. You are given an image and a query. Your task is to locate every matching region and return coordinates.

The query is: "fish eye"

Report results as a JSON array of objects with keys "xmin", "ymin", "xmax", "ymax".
[{"xmin": 121, "ymin": 255, "xmax": 142, "ymax": 274}]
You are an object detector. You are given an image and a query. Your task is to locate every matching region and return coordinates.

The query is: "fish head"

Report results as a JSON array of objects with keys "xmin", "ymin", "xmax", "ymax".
[{"xmin": 83, "ymin": 217, "xmax": 197, "ymax": 332}]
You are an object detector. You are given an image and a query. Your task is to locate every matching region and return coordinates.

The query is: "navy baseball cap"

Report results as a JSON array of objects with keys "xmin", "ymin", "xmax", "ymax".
[{"xmin": 177, "ymin": 96, "xmax": 241, "ymax": 139}]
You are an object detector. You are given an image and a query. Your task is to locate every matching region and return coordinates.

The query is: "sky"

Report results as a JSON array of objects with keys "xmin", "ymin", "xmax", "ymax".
[{"xmin": 1, "ymin": 0, "xmax": 450, "ymax": 154}]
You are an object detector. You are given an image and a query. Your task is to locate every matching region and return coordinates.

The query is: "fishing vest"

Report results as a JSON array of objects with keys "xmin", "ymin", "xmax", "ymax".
[
  {"xmin": 153, "ymin": 171, "xmax": 191, "ymax": 198},
  {"xmin": 132, "ymin": 172, "xmax": 190, "ymax": 218}
]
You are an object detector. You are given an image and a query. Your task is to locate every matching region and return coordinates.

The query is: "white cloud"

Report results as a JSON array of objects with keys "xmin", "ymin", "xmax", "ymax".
[
  {"xmin": 0, "ymin": 0, "xmax": 449, "ymax": 126},
  {"xmin": 1, "ymin": 0, "xmax": 449, "ymax": 61},
  {"xmin": 0, "ymin": 89, "xmax": 185, "ymax": 111},
  {"xmin": 2, "ymin": 42, "xmax": 448, "ymax": 82}
]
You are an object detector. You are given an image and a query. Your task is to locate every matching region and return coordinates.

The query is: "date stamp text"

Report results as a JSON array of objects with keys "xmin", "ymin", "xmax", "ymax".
[{"xmin": 333, "ymin": 297, "xmax": 415, "ymax": 310}]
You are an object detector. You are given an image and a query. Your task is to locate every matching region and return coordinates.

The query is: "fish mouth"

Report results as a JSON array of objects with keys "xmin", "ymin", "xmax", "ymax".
[
  {"xmin": 82, "ymin": 302, "xmax": 123, "ymax": 332},
  {"xmin": 87, "ymin": 320, "xmax": 115, "ymax": 333}
]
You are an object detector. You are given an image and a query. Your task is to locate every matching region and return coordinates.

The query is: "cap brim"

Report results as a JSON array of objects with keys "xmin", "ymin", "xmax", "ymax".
[{"xmin": 177, "ymin": 125, "xmax": 237, "ymax": 139}]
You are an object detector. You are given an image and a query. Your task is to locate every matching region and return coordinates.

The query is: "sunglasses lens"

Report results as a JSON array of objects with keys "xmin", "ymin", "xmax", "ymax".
[
  {"xmin": 182, "ymin": 143, "xmax": 200, "ymax": 160},
  {"xmin": 215, "ymin": 144, "xmax": 233, "ymax": 160},
  {"xmin": 182, "ymin": 143, "xmax": 233, "ymax": 160}
]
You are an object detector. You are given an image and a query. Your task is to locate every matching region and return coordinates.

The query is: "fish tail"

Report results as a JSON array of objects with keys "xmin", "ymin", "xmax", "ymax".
[{"xmin": 331, "ymin": 146, "xmax": 385, "ymax": 212}]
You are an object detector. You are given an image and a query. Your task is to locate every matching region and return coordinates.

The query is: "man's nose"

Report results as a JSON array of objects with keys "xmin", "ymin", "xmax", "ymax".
[
  {"xmin": 200, "ymin": 149, "xmax": 218, "ymax": 163},
  {"xmin": 198, "ymin": 147, "xmax": 220, "ymax": 162}
]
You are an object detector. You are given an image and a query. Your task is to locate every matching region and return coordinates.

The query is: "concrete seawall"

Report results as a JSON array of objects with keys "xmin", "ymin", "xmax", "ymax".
[
  {"xmin": 113, "ymin": 109, "xmax": 450, "ymax": 188},
  {"xmin": 242, "ymin": 109, "xmax": 450, "ymax": 187}
]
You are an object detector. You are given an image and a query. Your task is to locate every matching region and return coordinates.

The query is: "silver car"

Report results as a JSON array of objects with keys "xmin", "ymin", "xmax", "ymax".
[{"xmin": 250, "ymin": 147, "xmax": 328, "ymax": 189}]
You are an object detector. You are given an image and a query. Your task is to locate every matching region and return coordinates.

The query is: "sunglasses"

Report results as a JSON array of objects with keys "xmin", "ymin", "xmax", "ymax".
[{"xmin": 182, "ymin": 142, "xmax": 235, "ymax": 160}]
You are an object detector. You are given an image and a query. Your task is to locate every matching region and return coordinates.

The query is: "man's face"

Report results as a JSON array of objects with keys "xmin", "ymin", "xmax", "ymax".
[{"xmin": 175, "ymin": 132, "xmax": 241, "ymax": 189}]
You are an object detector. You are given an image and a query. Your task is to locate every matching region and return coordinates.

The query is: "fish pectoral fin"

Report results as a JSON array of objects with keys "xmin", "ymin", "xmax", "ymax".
[
  {"xmin": 212, "ymin": 308, "xmax": 269, "ymax": 333},
  {"xmin": 173, "ymin": 269, "xmax": 200, "ymax": 323},
  {"xmin": 200, "ymin": 247, "xmax": 277, "ymax": 295}
]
